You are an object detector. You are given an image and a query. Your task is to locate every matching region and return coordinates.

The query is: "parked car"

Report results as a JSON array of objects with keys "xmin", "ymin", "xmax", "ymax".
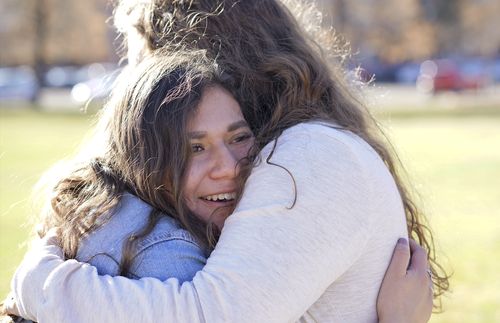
[
  {"xmin": 416, "ymin": 59, "xmax": 487, "ymax": 94},
  {"xmin": 44, "ymin": 65, "xmax": 80, "ymax": 88},
  {"xmin": 395, "ymin": 62, "xmax": 421, "ymax": 84},
  {"xmin": 0, "ymin": 66, "xmax": 39, "ymax": 102},
  {"xmin": 356, "ymin": 57, "xmax": 400, "ymax": 83},
  {"xmin": 71, "ymin": 68, "xmax": 121, "ymax": 104},
  {"xmin": 45, "ymin": 62, "xmax": 117, "ymax": 88},
  {"xmin": 488, "ymin": 57, "xmax": 500, "ymax": 82}
]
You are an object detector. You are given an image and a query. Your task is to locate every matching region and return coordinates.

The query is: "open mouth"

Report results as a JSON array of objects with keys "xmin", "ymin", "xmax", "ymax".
[{"xmin": 200, "ymin": 192, "xmax": 237, "ymax": 202}]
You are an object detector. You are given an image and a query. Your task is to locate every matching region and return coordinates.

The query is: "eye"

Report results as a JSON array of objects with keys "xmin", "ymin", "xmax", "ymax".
[
  {"xmin": 191, "ymin": 143, "xmax": 204, "ymax": 153},
  {"xmin": 232, "ymin": 132, "xmax": 253, "ymax": 144}
]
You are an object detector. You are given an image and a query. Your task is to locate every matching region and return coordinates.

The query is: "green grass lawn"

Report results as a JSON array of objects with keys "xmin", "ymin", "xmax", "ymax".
[
  {"xmin": 0, "ymin": 109, "xmax": 95, "ymax": 296},
  {"xmin": 1, "ymin": 107, "xmax": 499, "ymax": 322},
  {"xmin": 382, "ymin": 115, "xmax": 500, "ymax": 322}
]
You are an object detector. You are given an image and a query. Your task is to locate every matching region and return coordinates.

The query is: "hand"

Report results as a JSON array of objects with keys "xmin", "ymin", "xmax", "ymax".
[
  {"xmin": 1, "ymin": 293, "xmax": 20, "ymax": 317},
  {"xmin": 377, "ymin": 238, "xmax": 433, "ymax": 323}
]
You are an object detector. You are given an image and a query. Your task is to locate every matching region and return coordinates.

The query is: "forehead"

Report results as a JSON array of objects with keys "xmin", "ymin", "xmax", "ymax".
[{"xmin": 188, "ymin": 85, "xmax": 244, "ymax": 130}]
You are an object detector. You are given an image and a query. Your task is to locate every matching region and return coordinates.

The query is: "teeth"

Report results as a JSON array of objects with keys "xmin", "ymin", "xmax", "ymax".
[{"xmin": 203, "ymin": 192, "xmax": 236, "ymax": 201}]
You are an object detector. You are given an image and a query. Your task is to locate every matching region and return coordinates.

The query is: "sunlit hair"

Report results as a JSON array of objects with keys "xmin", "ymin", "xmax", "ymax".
[
  {"xmin": 37, "ymin": 52, "xmax": 229, "ymax": 275},
  {"xmin": 113, "ymin": 0, "xmax": 450, "ymax": 305}
]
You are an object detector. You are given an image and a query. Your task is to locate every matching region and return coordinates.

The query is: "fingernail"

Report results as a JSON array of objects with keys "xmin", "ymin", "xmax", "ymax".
[{"xmin": 397, "ymin": 238, "xmax": 408, "ymax": 245}]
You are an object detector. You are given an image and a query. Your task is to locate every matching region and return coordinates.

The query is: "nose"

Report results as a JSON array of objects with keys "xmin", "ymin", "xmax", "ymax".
[{"xmin": 210, "ymin": 144, "xmax": 239, "ymax": 180}]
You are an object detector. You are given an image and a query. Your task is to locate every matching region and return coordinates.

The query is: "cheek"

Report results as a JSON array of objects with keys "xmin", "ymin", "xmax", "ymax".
[
  {"xmin": 182, "ymin": 168, "xmax": 203, "ymax": 221},
  {"xmin": 236, "ymin": 139, "xmax": 255, "ymax": 159},
  {"xmin": 182, "ymin": 158, "xmax": 209, "ymax": 203},
  {"xmin": 183, "ymin": 163, "xmax": 198, "ymax": 201},
  {"xmin": 233, "ymin": 140, "xmax": 255, "ymax": 167}
]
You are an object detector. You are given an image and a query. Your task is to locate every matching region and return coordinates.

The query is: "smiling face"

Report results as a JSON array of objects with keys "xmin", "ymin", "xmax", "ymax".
[{"xmin": 183, "ymin": 85, "xmax": 254, "ymax": 229}]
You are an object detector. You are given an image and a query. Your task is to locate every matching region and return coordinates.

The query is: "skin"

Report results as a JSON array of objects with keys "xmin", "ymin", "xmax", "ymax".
[
  {"xmin": 183, "ymin": 86, "xmax": 254, "ymax": 229},
  {"xmin": 378, "ymin": 239, "xmax": 434, "ymax": 323}
]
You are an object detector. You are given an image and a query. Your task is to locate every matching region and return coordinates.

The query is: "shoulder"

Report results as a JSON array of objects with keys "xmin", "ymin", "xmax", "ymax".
[
  {"xmin": 77, "ymin": 194, "xmax": 206, "ymax": 281},
  {"xmin": 133, "ymin": 215, "xmax": 203, "ymax": 255},
  {"xmin": 236, "ymin": 122, "xmax": 388, "ymax": 224},
  {"xmin": 84, "ymin": 193, "xmax": 195, "ymax": 245},
  {"xmin": 266, "ymin": 122, "xmax": 380, "ymax": 164},
  {"xmin": 253, "ymin": 122, "xmax": 382, "ymax": 189},
  {"xmin": 112, "ymin": 194, "xmax": 207, "ymax": 281},
  {"xmin": 77, "ymin": 194, "xmax": 153, "ymax": 260},
  {"xmin": 129, "ymin": 218, "xmax": 207, "ymax": 282}
]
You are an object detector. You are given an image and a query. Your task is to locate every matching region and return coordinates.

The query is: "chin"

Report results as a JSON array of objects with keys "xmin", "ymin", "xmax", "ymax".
[
  {"xmin": 213, "ymin": 214, "xmax": 229, "ymax": 230},
  {"xmin": 191, "ymin": 205, "xmax": 232, "ymax": 230},
  {"xmin": 215, "ymin": 217, "xmax": 227, "ymax": 230}
]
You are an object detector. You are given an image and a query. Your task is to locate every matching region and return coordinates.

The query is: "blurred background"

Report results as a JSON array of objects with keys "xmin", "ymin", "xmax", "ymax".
[{"xmin": 0, "ymin": 0, "xmax": 499, "ymax": 321}]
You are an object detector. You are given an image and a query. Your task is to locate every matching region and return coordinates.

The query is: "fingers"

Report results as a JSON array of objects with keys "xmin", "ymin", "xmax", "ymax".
[
  {"xmin": 387, "ymin": 238, "xmax": 411, "ymax": 277},
  {"xmin": 408, "ymin": 239, "xmax": 428, "ymax": 274},
  {"xmin": 2, "ymin": 293, "xmax": 20, "ymax": 317},
  {"xmin": 408, "ymin": 239, "xmax": 435, "ymax": 298}
]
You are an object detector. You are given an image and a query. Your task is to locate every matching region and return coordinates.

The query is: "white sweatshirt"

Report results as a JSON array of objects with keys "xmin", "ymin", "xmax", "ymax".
[{"xmin": 12, "ymin": 122, "xmax": 407, "ymax": 323}]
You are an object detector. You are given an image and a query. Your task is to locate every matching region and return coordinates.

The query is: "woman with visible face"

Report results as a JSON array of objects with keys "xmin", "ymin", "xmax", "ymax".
[
  {"xmin": 183, "ymin": 86, "xmax": 254, "ymax": 229},
  {"xmin": 2, "ymin": 57, "xmax": 260, "ymax": 322}
]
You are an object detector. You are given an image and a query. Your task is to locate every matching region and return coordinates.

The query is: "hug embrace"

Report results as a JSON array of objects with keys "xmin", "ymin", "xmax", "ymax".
[{"xmin": 4, "ymin": 0, "xmax": 448, "ymax": 322}]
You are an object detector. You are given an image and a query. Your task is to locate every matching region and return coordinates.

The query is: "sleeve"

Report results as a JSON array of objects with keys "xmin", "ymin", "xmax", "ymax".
[
  {"xmin": 11, "ymin": 126, "xmax": 377, "ymax": 323},
  {"xmin": 129, "ymin": 236, "xmax": 206, "ymax": 283}
]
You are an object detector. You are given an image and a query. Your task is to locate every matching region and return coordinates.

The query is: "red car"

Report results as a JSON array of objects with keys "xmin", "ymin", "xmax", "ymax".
[{"xmin": 417, "ymin": 59, "xmax": 486, "ymax": 93}]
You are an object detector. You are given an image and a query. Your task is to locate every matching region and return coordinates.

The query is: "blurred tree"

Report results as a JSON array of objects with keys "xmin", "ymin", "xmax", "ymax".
[
  {"xmin": 34, "ymin": 0, "xmax": 48, "ymax": 91},
  {"xmin": 420, "ymin": 0, "xmax": 462, "ymax": 55},
  {"xmin": 460, "ymin": 0, "xmax": 500, "ymax": 56},
  {"xmin": 332, "ymin": 0, "xmax": 347, "ymax": 29},
  {"xmin": 0, "ymin": 0, "xmax": 117, "ymax": 67},
  {"xmin": 0, "ymin": 0, "xmax": 36, "ymax": 66},
  {"xmin": 435, "ymin": 0, "xmax": 460, "ymax": 23},
  {"xmin": 317, "ymin": 0, "xmax": 436, "ymax": 63},
  {"xmin": 1, "ymin": 0, "xmax": 499, "ymax": 70}
]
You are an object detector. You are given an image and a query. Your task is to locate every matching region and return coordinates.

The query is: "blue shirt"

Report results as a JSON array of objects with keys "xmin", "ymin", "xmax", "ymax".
[{"xmin": 76, "ymin": 193, "xmax": 207, "ymax": 283}]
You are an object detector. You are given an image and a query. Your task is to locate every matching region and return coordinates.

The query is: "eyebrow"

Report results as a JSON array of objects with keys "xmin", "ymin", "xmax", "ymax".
[
  {"xmin": 227, "ymin": 120, "xmax": 250, "ymax": 132},
  {"xmin": 188, "ymin": 120, "xmax": 249, "ymax": 139}
]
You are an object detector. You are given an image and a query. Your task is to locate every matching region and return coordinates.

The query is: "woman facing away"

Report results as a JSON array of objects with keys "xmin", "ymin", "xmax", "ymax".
[{"xmin": 7, "ymin": 0, "xmax": 448, "ymax": 322}]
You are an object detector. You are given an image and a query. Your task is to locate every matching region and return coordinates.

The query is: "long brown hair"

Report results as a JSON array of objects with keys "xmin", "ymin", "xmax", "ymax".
[
  {"xmin": 114, "ymin": 0, "xmax": 449, "ymax": 304},
  {"xmin": 38, "ymin": 52, "xmax": 227, "ymax": 275}
]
